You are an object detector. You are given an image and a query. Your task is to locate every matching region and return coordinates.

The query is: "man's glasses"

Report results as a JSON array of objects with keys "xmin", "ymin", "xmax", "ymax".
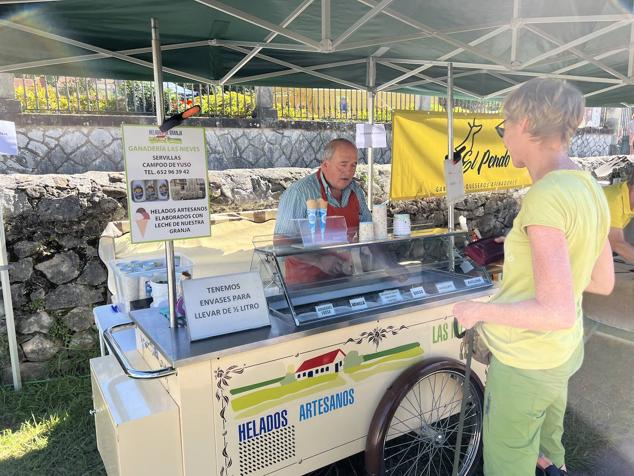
[{"xmin": 495, "ymin": 120, "xmax": 505, "ymax": 138}]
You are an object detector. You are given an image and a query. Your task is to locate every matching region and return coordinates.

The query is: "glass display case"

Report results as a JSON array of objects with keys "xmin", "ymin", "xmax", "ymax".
[{"xmin": 251, "ymin": 230, "xmax": 493, "ymax": 326}]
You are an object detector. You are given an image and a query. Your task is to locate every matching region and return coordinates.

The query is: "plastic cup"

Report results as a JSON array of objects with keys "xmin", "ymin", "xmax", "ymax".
[
  {"xmin": 372, "ymin": 203, "xmax": 388, "ymax": 240},
  {"xmin": 359, "ymin": 222, "xmax": 374, "ymax": 242}
]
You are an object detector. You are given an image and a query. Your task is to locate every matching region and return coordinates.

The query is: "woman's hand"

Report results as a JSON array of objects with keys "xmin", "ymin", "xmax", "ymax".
[{"xmin": 452, "ymin": 300, "xmax": 481, "ymax": 329}]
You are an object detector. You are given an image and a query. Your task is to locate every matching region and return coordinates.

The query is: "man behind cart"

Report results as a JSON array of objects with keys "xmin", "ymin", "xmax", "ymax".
[
  {"xmin": 603, "ymin": 172, "xmax": 634, "ymax": 264},
  {"xmin": 274, "ymin": 138, "xmax": 372, "ymax": 284}
]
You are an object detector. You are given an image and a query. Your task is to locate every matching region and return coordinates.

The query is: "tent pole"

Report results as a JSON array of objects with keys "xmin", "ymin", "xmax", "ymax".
[
  {"xmin": 447, "ymin": 62, "xmax": 454, "ymax": 232},
  {"xmin": 366, "ymin": 56, "xmax": 376, "ymax": 209},
  {"xmin": 151, "ymin": 18, "xmax": 177, "ymax": 329},
  {"xmin": 0, "ymin": 191, "xmax": 21, "ymax": 391}
]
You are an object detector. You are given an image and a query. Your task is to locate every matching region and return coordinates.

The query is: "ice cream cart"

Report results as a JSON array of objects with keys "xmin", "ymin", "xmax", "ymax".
[{"xmin": 92, "ymin": 230, "xmax": 494, "ymax": 476}]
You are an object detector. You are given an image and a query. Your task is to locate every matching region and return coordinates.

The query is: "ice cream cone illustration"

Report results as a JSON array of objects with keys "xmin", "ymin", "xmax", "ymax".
[{"xmin": 135, "ymin": 208, "xmax": 151, "ymax": 237}]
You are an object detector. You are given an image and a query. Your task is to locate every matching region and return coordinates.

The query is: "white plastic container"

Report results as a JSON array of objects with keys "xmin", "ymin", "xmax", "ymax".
[
  {"xmin": 372, "ymin": 203, "xmax": 388, "ymax": 240},
  {"xmin": 109, "ymin": 253, "xmax": 193, "ymax": 313}
]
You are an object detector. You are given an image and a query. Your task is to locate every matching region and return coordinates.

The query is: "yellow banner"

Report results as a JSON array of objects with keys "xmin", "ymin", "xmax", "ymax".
[{"xmin": 390, "ymin": 111, "xmax": 532, "ymax": 200}]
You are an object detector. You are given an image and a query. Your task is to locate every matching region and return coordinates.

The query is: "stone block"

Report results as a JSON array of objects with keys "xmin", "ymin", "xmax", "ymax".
[
  {"xmin": 36, "ymin": 195, "xmax": 83, "ymax": 222},
  {"xmin": 62, "ymin": 307, "xmax": 94, "ymax": 332},
  {"xmin": 8, "ymin": 257, "xmax": 33, "ymax": 282},
  {"xmin": 76, "ymin": 260, "xmax": 107, "ymax": 286},
  {"xmin": 35, "ymin": 251, "xmax": 82, "ymax": 284},
  {"xmin": 44, "ymin": 284, "xmax": 103, "ymax": 310},
  {"xmin": 21, "ymin": 334, "xmax": 62, "ymax": 362},
  {"xmin": 17, "ymin": 310, "xmax": 54, "ymax": 335},
  {"xmin": 69, "ymin": 330, "xmax": 97, "ymax": 350},
  {"xmin": 12, "ymin": 240, "xmax": 42, "ymax": 259}
]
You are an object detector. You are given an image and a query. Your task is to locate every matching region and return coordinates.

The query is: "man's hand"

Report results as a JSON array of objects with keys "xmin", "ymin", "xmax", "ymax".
[{"xmin": 315, "ymin": 254, "xmax": 353, "ymax": 276}]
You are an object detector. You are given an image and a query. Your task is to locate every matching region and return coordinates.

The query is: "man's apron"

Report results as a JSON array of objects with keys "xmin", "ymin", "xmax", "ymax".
[{"xmin": 284, "ymin": 170, "xmax": 360, "ymax": 285}]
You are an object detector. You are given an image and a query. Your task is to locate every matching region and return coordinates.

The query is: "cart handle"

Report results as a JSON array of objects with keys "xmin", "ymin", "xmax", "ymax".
[
  {"xmin": 103, "ymin": 322, "xmax": 177, "ymax": 380},
  {"xmin": 453, "ymin": 318, "xmax": 466, "ymax": 339}
]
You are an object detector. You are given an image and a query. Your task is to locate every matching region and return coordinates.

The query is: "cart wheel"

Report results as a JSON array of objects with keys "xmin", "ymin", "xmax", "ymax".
[{"xmin": 365, "ymin": 358, "xmax": 484, "ymax": 476}]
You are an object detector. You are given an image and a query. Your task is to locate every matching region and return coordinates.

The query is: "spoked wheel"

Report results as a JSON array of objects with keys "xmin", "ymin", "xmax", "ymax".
[{"xmin": 365, "ymin": 359, "xmax": 484, "ymax": 476}]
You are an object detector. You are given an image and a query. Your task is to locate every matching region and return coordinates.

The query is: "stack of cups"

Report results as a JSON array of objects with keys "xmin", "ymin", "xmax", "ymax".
[
  {"xmin": 372, "ymin": 203, "xmax": 388, "ymax": 240},
  {"xmin": 359, "ymin": 222, "xmax": 374, "ymax": 242},
  {"xmin": 306, "ymin": 199, "xmax": 318, "ymax": 241},
  {"xmin": 393, "ymin": 213, "xmax": 411, "ymax": 236},
  {"xmin": 317, "ymin": 198, "xmax": 328, "ymax": 240}
]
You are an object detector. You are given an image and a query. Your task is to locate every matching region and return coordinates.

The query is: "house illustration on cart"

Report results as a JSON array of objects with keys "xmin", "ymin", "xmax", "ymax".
[{"xmin": 295, "ymin": 349, "xmax": 346, "ymax": 380}]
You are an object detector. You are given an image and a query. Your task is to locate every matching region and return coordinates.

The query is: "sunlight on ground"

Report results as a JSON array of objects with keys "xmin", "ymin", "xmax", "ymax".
[{"xmin": 0, "ymin": 414, "xmax": 61, "ymax": 461}]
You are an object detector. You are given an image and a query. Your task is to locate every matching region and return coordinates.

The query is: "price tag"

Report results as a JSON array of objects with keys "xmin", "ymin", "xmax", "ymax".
[
  {"xmin": 410, "ymin": 287, "xmax": 427, "ymax": 299},
  {"xmin": 435, "ymin": 281, "xmax": 457, "ymax": 293},
  {"xmin": 460, "ymin": 260, "xmax": 474, "ymax": 273},
  {"xmin": 349, "ymin": 297, "xmax": 368, "ymax": 310},
  {"xmin": 464, "ymin": 277, "xmax": 486, "ymax": 287},
  {"xmin": 379, "ymin": 289, "xmax": 402, "ymax": 305},
  {"xmin": 315, "ymin": 303, "xmax": 336, "ymax": 318}
]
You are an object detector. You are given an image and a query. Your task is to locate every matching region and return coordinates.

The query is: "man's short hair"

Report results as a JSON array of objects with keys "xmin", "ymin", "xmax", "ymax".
[{"xmin": 322, "ymin": 138, "xmax": 357, "ymax": 162}]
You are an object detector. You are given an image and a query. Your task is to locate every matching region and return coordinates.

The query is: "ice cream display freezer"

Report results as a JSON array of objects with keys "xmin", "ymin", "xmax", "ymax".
[{"xmin": 92, "ymin": 231, "xmax": 495, "ymax": 475}]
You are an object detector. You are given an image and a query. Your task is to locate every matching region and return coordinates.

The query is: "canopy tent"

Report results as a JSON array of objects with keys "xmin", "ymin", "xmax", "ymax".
[
  {"xmin": 1, "ymin": 0, "xmax": 634, "ymax": 105},
  {"xmin": 2, "ymin": 0, "xmax": 634, "ymax": 393}
]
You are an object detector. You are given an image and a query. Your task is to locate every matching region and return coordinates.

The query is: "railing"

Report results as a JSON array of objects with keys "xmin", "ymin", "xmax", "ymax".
[
  {"xmin": 272, "ymin": 87, "xmax": 503, "ymax": 122},
  {"xmin": 14, "ymin": 75, "xmax": 256, "ymax": 118},
  {"xmin": 15, "ymin": 75, "xmax": 505, "ymax": 122}
]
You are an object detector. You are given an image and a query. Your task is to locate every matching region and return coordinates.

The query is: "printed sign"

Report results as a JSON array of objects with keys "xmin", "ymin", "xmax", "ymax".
[
  {"xmin": 182, "ymin": 271, "xmax": 269, "ymax": 341},
  {"xmin": 349, "ymin": 296, "xmax": 368, "ymax": 310},
  {"xmin": 0, "ymin": 120, "xmax": 18, "ymax": 156},
  {"xmin": 464, "ymin": 276, "xmax": 485, "ymax": 287},
  {"xmin": 355, "ymin": 123, "xmax": 387, "ymax": 148},
  {"xmin": 435, "ymin": 281, "xmax": 457, "ymax": 293},
  {"xmin": 444, "ymin": 156, "xmax": 465, "ymax": 203},
  {"xmin": 122, "ymin": 125, "xmax": 210, "ymax": 243},
  {"xmin": 391, "ymin": 112, "xmax": 532, "ymax": 199},
  {"xmin": 315, "ymin": 303, "xmax": 336, "ymax": 318},
  {"xmin": 379, "ymin": 289, "xmax": 402, "ymax": 305},
  {"xmin": 410, "ymin": 286, "xmax": 427, "ymax": 299}
]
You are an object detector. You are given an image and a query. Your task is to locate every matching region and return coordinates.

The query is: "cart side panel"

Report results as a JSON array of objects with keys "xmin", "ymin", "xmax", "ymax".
[
  {"xmin": 210, "ymin": 299, "xmax": 490, "ymax": 476},
  {"xmin": 176, "ymin": 360, "xmax": 218, "ymax": 475}
]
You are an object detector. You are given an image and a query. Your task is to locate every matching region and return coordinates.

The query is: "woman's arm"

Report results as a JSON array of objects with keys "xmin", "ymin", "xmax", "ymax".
[
  {"xmin": 453, "ymin": 225, "xmax": 577, "ymax": 331},
  {"xmin": 585, "ymin": 239, "xmax": 615, "ymax": 295}
]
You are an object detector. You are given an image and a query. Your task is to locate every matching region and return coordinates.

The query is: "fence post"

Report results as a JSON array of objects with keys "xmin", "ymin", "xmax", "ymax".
[
  {"xmin": 0, "ymin": 73, "xmax": 21, "ymax": 115},
  {"xmin": 255, "ymin": 86, "xmax": 277, "ymax": 123}
]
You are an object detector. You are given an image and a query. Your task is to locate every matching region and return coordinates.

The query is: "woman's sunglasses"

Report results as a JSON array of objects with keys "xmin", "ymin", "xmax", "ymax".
[{"xmin": 495, "ymin": 120, "xmax": 505, "ymax": 138}]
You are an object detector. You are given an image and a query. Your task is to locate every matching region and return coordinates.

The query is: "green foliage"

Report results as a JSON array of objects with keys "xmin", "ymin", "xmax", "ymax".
[
  {"xmin": 26, "ymin": 298, "xmax": 45, "ymax": 313},
  {"xmin": 343, "ymin": 350, "xmax": 364, "ymax": 369},
  {"xmin": 279, "ymin": 372, "xmax": 296, "ymax": 386},
  {"xmin": 167, "ymin": 89, "xmax": 255, "ymax": 118},
  {"xmin": 48, "ymin": 319, "xmax": 72, "ymax": 348},
  {"xmin": 275, "ymin": 105, "xmax": 402, "ymax": 122}
]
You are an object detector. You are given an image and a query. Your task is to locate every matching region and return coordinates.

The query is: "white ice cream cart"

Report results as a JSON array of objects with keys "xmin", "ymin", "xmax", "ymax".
[{"xmin": 91, "ymin": 230, "xmax": 494, "ymax": 476}]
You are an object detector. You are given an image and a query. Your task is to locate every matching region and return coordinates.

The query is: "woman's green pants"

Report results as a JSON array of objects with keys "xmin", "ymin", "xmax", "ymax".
[{"xmin": 483, "ymin": 344, "xmax": 583, "ymax": 475}]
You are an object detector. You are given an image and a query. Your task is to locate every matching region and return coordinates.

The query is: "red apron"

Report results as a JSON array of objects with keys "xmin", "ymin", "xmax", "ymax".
[{"xmin": 285, "ymin": 170, "xmax": 360, "ymax": 285}]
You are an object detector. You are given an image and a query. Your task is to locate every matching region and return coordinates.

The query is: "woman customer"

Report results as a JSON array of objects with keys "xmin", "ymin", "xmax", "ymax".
[{"xmin": 453, "ymin": 78, "xmax": 615, "ymax": 476}]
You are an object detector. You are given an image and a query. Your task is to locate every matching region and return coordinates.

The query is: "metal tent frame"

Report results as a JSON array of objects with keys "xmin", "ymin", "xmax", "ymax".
[{"xmin": 1, "ymin": 0, "xmax": 633, "ymax": 393}]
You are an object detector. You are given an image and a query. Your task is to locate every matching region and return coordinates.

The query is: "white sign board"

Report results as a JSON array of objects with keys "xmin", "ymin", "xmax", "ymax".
[
  {"xmin": 443, "ymin": 156, "xmax": 465, "ymax": 202},
  {"xmin": 355, "ymin": 123, "xmax": 387, "ymax": 148},
  {"xmin": 182, "ymin": 271, "xmax": 270, "ymax": 341},
  {"xmin": 122, "ymin": 125, "xmax": 210, "ymax": 243},
  {"xmin": 0, "ymin": 121, "xmax": 18, "ymax": 156}
]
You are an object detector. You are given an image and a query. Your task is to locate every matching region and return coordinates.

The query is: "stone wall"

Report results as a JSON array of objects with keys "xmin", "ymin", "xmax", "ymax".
[
  {"xmin": 3, "ymin": 113, "xmax": 614, "ymax": 175},
  {"xmin": 4, "ymin": 115, "xmax": 392, "ymax": 174},
  {"xmin": 0, "ymin": 157, "xmax": 630, "ymax": 383}
]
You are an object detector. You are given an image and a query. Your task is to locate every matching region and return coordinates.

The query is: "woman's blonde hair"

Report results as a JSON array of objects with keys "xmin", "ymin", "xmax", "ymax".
[{"xmin": 503, "ymin": 78, "xmax": 585, "ymax": 143}]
